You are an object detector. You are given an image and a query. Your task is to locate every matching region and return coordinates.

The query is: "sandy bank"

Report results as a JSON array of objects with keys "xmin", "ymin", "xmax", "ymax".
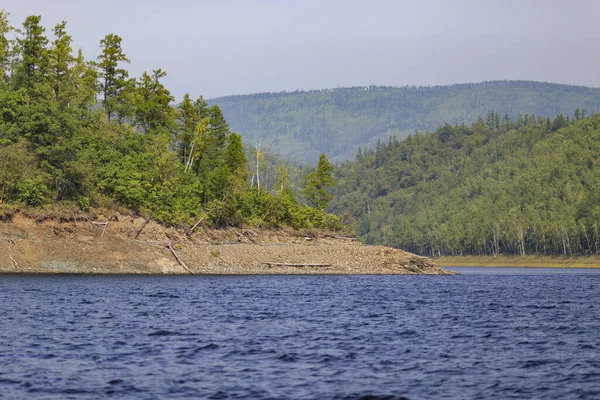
[
  {"xmin": 436, "ymin": 255, "xmax": 600, "ymax": 268},
  {"xmin": 0, "ymin": 212, "xmax": 452, "ymax": 275}
]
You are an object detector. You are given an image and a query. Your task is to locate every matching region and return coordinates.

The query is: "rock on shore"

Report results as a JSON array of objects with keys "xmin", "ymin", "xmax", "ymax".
[{"xmin": 0, "ymin": 212, "xmax": 453, "ymax": 275}]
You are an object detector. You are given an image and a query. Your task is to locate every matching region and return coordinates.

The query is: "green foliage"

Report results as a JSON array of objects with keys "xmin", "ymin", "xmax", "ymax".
[
  {"xmin": 0, "ymin": 10, "xmax": 12, "ymax": 81},
  {"xmin": 77, "ymin": 196, "xmax": 90, "ymax": 211},
  {"xmin": 210, "ymin": 82, "xmax": 600, "ymax": 163},
  {"xmin": 13, "ymin": 15, "xmax": 49, "ymax": 92},
  {"xmin": 302, "ymin": 153, "xmax": 335, "ymax": 210},
  {"xmin": 133, "ymin": 69, "xmax": 175, "ymax": 134},
  {"xmin": 17, "ymin": 176, "xmax": 49, "ymax": 206},
  {"xmin": 0, "ymin": 9, "xmax": 339, "ymax": 231},
  {"xmin": 0, "ymin": 140, "xmax": 34, "ymax": 202},
  {"xmin": 96, "ymin": 33, "xmax": 130, "ymax": 121},
  {"xmin": 333, "ymin": 112, "xmax": 600, "ymax": 256}
]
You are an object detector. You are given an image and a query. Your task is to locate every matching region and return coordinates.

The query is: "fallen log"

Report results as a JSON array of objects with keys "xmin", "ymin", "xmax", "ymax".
[
  {"xmin": 263, "ymin": 262, "xmax": 332, "ymax": 267},
  {"xmin": 324, "ymin": 234, "xmax": 357, "ymax": 240},
  {"xmin": 134, "ymin": 240, "xmax": 194, "ymax": 274},
  {"xmin": 130, "ymin": 217, "xmax": 151, "ymax": 239},
  {"xmin": 167, "ymin": 244, "xmax": 194, "ymax": 274},
  {"xmin": 189, "ymin": 217, "xmax": 205, "ymax": 234},
  {"xmin": 134, "ymin": 240, "xmax": 170, "ymax": 248}
]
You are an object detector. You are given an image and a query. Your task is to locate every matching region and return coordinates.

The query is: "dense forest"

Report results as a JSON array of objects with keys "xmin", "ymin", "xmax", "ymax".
[
  {"xmin": 331, "ymin": 111, "xmax": 600, "ymax": 257},
  {"xmin": 210, "ymin": 82, "xmax": 600, "ymax": 163},
  {"xmin": 0, "ymin": 11, "xmax": 341, "ymax": 230}
]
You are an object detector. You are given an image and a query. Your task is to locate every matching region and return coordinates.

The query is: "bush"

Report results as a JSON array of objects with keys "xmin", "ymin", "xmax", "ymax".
[
  {"xmin": 78, "ymin": 196, "xmax": 91, "ymax": 211},
  {"xmin": 17, "ymin": 178, "xmax": 49, "ymax": 206}
]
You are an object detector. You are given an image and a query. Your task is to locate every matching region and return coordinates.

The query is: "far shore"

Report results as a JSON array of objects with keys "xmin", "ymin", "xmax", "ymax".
[{"xmin": 435, "ymin": 255, "xmax": 600, "ymax": 268}]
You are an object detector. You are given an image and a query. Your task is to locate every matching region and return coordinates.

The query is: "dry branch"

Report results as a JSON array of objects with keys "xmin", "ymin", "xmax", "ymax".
[
  {"xmin": 331, "ymin": 235, "xmax": 357, "ymax": 240},
  {"xmin": 134, "ymin": 239, "xmax": 194, "ymax": 274},
  {"xmin": 134, "ymin": 240, "xmax": 170, "ymax": 248},
  {"xmin": 189, "ymin": 217, "xmax": 205, "ymax": 234},
  {"xmin": 263, "ymin": 262, "xmax": 331, "ymax": 267},
  {"xmin": 167, "ymin": 244, "xmax": 193, "ymax": 274},
  {"xmin": 130, "ymin": 217, "xmax": 151, "ymax": 239}
]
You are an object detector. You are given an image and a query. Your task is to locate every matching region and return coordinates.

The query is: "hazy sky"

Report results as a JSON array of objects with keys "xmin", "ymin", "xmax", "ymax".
[{"xmin": 3, "ymin": 0, "xmax": 599, "ymax": 99}]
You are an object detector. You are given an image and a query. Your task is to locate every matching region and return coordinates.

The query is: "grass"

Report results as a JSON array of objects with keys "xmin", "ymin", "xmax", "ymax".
[{"xmin": 434, "ymin": 255, "xmax": 600, "ymax": 268}]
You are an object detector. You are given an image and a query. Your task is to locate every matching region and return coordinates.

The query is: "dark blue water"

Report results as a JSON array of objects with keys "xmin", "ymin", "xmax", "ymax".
[{"xmin": 1, "ymin": 271, "xmax": 599, "ymax": 399}]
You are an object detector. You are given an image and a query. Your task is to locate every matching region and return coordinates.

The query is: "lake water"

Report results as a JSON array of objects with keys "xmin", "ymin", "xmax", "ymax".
[{"xmin": 1, "ymin": 270, "xmax": 599, "ymax": 399}]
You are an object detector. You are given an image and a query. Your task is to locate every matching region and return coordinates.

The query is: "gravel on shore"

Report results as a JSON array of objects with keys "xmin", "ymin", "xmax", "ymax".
[{"xmin": 0, "ymin": 213, "xmax": 453, "ymax": 275}]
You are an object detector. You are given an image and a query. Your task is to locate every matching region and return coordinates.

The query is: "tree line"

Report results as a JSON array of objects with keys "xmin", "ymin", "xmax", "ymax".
[
  {"xmin": 0, "ymin": 11, "xmax": 339, "ymax": 230},
  {"xmin": 210, "ymin": 81, "xmax": 600, "ymax": 163},
  {"xmin": 331, "ymin": 110, "xmax": 600, "ymax": 257}
]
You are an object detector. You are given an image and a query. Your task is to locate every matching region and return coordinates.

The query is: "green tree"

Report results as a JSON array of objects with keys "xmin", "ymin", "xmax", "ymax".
[
  {"xmin": 69, "ymin": 49, "xmax": 99, "ymax": 115},
  {"xmin": 177, "ymin": 93, "xmax": 200, "ymax": 164},
  {"xmin": 13, "ymin": 15, "xmax": 49, "ymax": 92},
  {"xmin": 0, "ymin": 140, "xmax": 34, "ymax": 203},
  {"xmin": 204, "ymin": 105, "xmax": 229, "ymax": 168},
  {"xmin": 302, "ymin": 153, "xmax": 335, "ymax": 210},
  {"xmin": 133, "ymin": 69, "xmax": 175, "ymax": 134},
  {"xmin": 0, "ymin": 10, "xmax": 13, "ymax": 82},
  {"xmin": 96, "ymin": 33, "xmax": 129, "ymax": 121}
]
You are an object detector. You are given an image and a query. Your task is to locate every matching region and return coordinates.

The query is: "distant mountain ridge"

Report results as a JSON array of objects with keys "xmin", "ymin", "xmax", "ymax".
[{"xmin": 208, "ymin": 81, "xmax": 600, "ymax": 163}]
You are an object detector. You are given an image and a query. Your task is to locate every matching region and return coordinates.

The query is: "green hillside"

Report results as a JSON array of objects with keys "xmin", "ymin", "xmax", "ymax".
[
  {"xmin": 209, "ymin": 82, "xmax": 600, "ymax": 163},
  {"xmin": 331, "ymin": 112, "xmax": 600, "ymax": 257}
]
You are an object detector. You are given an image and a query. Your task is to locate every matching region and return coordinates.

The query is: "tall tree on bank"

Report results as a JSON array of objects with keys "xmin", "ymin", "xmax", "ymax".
[
  {"xmin": 96, "ymin": 33, "xmax": 129, "ymax": 121},
  {"xmin": 12, "ymin": 15, "xmax": 60, "ymax": 152},
  {"xmin": 133, "ymin": 69, "xmax": 175, "ymax": 134},
  {"xmin": 177, "ymin": 93, "xmax": 209, "ymax": 173},
  {"xmin": 302, "ymin": 153, "xmax": 335, "ymax": 210},
  {"xmin": 0, "ymin": 10, "xmax": 12, "ymax": 82},
  {"xmin": 48, "ymin": 21, "xmax": 73, "ymax": 106},
  {"xmin": 13, "ymin": 15, "xmax": 49, "ymax": 93}
]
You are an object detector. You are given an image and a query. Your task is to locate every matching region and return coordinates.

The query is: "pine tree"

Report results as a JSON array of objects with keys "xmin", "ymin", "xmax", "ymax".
[
  {"xmin": 48, "ymin": 21, "xmax": 73, "ymax": 104},
  {"xmin": 302, "ymin": 153, "xmax": 335, "ymax": 210},
  {"xmin": 177, "ymin": 93, "xmax": 199, "ymax": 165},
  {"xmin": 133, "ymin": 69, "xmax": 175, "ymax": 134},
  {"xmin": 0, "ymin": 10, "xmax": 12, "ymax": 83},
  {"xmin": 96, "ymin": 33, "xmax": 129, "ymax": 121},
  {"xmin": 14, "ymin": 15, "xmax": 49, "ymax": 92}
]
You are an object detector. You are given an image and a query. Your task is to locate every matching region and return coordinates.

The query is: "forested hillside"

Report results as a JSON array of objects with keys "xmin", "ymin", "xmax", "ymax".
[
  {"xmin": 0, "ymin": 11, "xmax": 340, "ymax": 230},
  {"xmin": 210, "ymin": 82, "xmax": 600, "ymax": 163},
  {"xmin": 331, "ymin": 112, "xmax": 600, "ymax": 257}
]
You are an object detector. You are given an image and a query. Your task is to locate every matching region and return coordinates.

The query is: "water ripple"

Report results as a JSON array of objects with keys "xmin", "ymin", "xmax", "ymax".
[{"xmin": 0, "ymin": 273, "xmax": 599, "ymax": 399}]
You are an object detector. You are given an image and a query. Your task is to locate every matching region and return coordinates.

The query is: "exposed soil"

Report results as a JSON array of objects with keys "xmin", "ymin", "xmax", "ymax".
[{"xmin": 0, "ymin": 212, "xmax": 452, "ymax": 275}]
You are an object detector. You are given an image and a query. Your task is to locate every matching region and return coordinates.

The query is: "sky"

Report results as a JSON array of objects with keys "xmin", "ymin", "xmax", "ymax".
[{"xmin": 2, "ymin": 0, "xmax": 599, "ymax": 99}]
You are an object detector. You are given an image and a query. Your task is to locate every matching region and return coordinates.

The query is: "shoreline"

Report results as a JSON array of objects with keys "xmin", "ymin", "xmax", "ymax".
[
  {"xmin": 435, "ymin": 255, "xmax": 600, "ymax": 269},
  {"xmin": 1, "ymin": 211, "xmax": 453, "ymax": 275}
]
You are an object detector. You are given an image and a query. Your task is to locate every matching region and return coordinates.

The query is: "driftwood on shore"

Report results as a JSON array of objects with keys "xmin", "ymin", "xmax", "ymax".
[
  {"xmin": 135, "ymin": 239, "xmax": 193, "ymax": 274},
  {"xmin": 263, "ymin": 262, "xmax": 332, "ymax": 268},
  {"xmin": 91, "ymin": 221, "xmax": 109, "ymax": 237},
  {"xmin": 130, "ymin": 217, "xmax": 151, "ymax": 239},
  {"xmin": 189, "ymin": 217, "xmax": 205, "ymax": 234},
  {"xmin": 167, "ymin": 244, "xmax": 193, "ymax": 274}
]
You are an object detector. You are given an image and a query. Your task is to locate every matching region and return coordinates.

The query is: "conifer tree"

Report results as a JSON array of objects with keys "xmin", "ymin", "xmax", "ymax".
[
  {"xmin": 14, "ymin": 15, "xmax": 49, "ymax": 92},
  {"xmin": 96, "ymin": 33, "xmax": 129, "ymax": 121},
  {"xmin": 302, "ymin": 153, "xmax": 335, "ymax": 210},
  {"xmin": 0, "ymin": 10, "xmax": 12, "ymax": 82},
  {"xmin": 133, "ymin": 69, "xmax": 175, "ymax": 134}
]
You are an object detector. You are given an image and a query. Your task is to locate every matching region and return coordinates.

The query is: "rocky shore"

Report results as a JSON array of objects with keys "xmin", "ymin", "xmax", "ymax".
[{"xmin": 0, "ymin": 212, "xmax": 452, "ymax": 275}]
